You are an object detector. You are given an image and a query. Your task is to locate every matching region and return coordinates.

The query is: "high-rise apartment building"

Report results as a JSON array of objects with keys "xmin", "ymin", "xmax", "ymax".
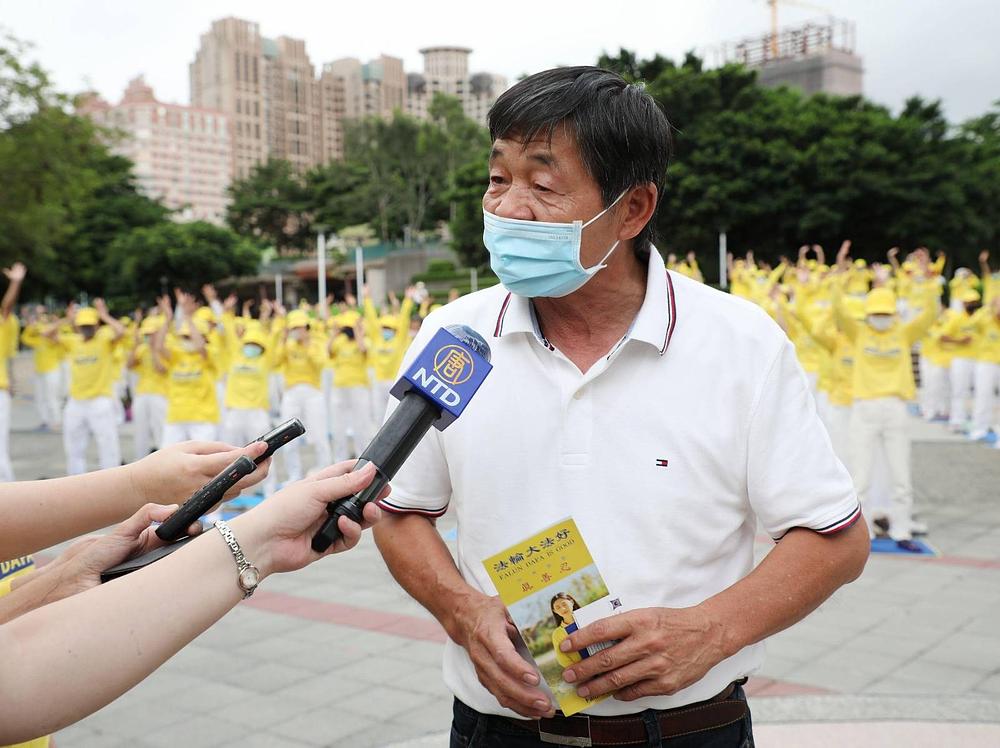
[
  {"xmin": 189, "ymin": 17, "xmax": 266, "ymax": 179},
  {"xmin": 189, "ymin": 17, "xmax": 507, "ymax": 172},
  {"xmin": 261, "ymin": 36, "xmax": 320, "ymax": 172},
  {"xmin": 78, "ymin": 77, "xmax": 232, "ymax": 224},
  {"xmin": 406, "ymin": 47, "xmax": 507, "ymax": 125},
  {"xmin": 191, "ymin": 17, "xmax": 320, "ymax": 176}
]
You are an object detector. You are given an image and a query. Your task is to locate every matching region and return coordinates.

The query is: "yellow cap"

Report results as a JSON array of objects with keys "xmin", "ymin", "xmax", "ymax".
[
  {"xmin": 139, "ymin": 318, "xmax": 162, "ymax": 335},
  {"xmin": 287, "ymin": 310, "xmax": 310, "ymax": 329},
  {"xmin": 335, "ymin": 310, "xmax": 361, "ymax": 327},
  {"xmin": 959, "ymin": 289, "xmax": 981, "ymax": 303},
  {"xmin": 74, "ymin": 308, "xmax": 99, "ymax": 326},
  {"xmin": 242, "ymin": 329, "xmax": 268, "ymax": 348},
  {"xmin": 864, "ymin": 288, "xmax": 897, "ymax": 316},
  {"xmin": 378, "ymin": 315, "xmax": 397, "ymax": 328},
  {"xmin": 854, "ymin": 258, "xmax": 868, "ymax": 269}
]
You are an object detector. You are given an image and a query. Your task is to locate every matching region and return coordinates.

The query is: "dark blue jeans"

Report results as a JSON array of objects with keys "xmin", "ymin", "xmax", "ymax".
[{"xmin": 450, "ymin": 685, "xmax": 754, "ymax": 747}]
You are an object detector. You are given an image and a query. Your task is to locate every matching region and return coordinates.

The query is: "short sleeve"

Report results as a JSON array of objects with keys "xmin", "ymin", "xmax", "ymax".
[
  {"xmin": 376, "ymin": 319, "xmax": 452, "ymax": 518},
  {"xmin": 746, "ymin": 340, "xmax": 860, "ymax": 539}
]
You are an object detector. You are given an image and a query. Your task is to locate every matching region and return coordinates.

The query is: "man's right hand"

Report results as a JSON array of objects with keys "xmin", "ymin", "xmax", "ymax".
[{"xmin": 452, "ymin": 592, "xmax": 554, "ymax": 719}]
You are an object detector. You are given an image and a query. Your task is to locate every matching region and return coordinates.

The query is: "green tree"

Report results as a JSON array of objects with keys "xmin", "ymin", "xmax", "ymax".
[
  {"xmin": 104, "ymin": 221, "xmax": 262, "ymax": 304},
  {"xmin": 305, "ymin": 160, "xmax": 373, "ymax": 234},
  {"xmin": 1, "ymin": 32, "xmax": 171, "ymax": 299},
  {"xmin": 226, "ymin": 159, "xmax": 309, "ymax": 253}
]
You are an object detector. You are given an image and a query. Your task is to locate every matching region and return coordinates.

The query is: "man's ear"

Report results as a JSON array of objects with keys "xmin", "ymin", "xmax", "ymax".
[{"xmin": 617, "ymin": 184, "xmax": 658, "ymax": 242}]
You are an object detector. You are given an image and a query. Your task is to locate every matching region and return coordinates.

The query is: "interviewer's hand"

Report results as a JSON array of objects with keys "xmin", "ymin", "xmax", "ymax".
[
  {"xmin": 126, "ymin": 441, "xmax": 271, "ymax": 505},
  {"xmin": 450, "ymin": 591, "xmax": 553, "ymax": 719},
  {"xmin": 11, "ymin": 503, "xmax": 195, "ymax": 602},
  {"xmin": 230, "ymin": 460, "xmax": 385, "ymax": 577},
  {"xmin": 559, "ymin": 607, "xmax": 728, "ymax": 702}
]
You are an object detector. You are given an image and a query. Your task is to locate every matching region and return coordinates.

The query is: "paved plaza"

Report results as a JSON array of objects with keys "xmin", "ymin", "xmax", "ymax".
[{"xmin": 6, "ymin": 353, "xmax": 999, "ymax": 747}]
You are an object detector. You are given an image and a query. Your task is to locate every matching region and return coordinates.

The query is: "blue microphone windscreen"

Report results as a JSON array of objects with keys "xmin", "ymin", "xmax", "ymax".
[{"xmin": 444, "ymin": 324, "xmax": 492, "ymax": 363}]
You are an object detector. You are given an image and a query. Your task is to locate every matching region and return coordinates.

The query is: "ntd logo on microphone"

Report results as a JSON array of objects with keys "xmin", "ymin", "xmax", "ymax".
[{"xmin": 392, "ymin": 327, "xmax": 493, "ymax": 429}]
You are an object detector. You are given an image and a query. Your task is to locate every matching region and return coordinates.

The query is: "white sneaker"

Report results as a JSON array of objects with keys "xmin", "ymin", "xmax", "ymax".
[
  {"xmin": 968, "ymin": 430, "xmax": 988, "ymax": 441},
  {"xmin": 911, "ymin": 520, "xmax": 929, "ymax": 535}
]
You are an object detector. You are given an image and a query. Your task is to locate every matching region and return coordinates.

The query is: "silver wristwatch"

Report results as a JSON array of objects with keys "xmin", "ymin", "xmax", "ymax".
[{"xmin": 214, "ymin": 520, "xmax": 260, "ymax": 598}]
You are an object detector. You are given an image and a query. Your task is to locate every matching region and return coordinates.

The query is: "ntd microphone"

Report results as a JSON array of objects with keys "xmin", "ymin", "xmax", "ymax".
[{"xmin": 311, "ymin": 324, "xmax": 492, "ymax": 552}]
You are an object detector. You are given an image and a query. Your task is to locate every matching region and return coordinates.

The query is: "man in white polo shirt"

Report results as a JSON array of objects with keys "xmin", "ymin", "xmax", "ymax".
[{"xmin": 373, "ymin": 67, "xmax": 869, "ymax": 748}]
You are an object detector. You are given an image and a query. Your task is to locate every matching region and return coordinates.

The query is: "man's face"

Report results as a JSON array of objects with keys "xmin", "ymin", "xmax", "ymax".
[
  {"xmin": 484, "ymin": 127, "xmax": 621, "ymax": 269},
  {"xmin": 78, "ymin": 325, "xmax": 97, "ymax": 340}
]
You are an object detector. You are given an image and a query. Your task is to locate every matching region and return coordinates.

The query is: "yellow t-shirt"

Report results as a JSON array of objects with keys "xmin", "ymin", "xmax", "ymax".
[
  {"xmin": 277, "ymin": 338, "xmax": 327, "ymax": 389},
  {"xmin": 835, "ymin": 296, "xmax": 937, "ymax": 402},
  {"xmin": 59, "ymin": 328, "xmax": 120, "ymax": 400},
  {"xmin": 225, "ymin": 350, "xmax": 273, "ymax": 411},
  {"xmin": 363, "ymin": 298, "xmax": 414, "ymax": 383},
  {"xmin": 939, "ymin": 309, "xmax": 981, "ymax": 360},
  {"xmin": 0, "ymin": 317, "xmax": 13, "ymax": 391},
  {"xmin": 20, "ymin": 324, "xmax": 63, "ymax": 374},
  {"xmin": 163, "ymin": 338, "xmax": 220, "ymax": 424},
  {"xmin": 973, "ymin": 308, "xmax": 1000, "ymax": 364},
  {"xmin": 131, "ymin": 342, "xmax": 169, "ymax": 397},
  {"xmin": 330, "ymin": 335, "xmax": 369, "ymax": 388},
  {"xmin": 0, "ymin": 556, "xmax": 51, "ymax": 748}
]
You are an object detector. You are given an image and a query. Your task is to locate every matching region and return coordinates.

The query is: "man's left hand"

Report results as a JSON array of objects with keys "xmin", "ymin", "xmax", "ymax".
[{"xmin": 560, "ymin": 607, "xmax": 730, "ymax": 702}]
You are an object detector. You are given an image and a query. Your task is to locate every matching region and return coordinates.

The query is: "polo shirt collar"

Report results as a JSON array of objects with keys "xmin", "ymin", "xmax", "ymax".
[{"xmin": 492, "ymin": 247, "xmax": 678, "ymax": 356}]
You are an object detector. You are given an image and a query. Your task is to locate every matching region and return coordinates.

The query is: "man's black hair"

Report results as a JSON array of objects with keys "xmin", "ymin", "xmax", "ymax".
[{"xmin": 488, "ymin": 66, "xmax": 672, "ymax": 262}]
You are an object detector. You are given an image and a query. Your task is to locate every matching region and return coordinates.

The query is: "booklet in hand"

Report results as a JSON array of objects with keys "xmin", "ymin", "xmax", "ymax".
[{"xmin": 483, "ymin": 517, "xmax": 624, "ymax": 716}]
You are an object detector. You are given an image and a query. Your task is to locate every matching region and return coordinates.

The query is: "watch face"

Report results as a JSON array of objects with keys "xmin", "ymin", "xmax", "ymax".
[{"xmin": 239, "ymin": 566, "xmax": 260, "ymax": 590}]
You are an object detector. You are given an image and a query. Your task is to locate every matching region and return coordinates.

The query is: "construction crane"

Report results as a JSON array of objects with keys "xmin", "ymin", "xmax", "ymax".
[{"xmin": 766, "ymin": 0, "xmax": 832, "ymax": 57}]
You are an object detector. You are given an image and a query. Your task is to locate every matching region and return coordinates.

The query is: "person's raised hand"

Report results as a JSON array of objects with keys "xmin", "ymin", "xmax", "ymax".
[
  {"xmin": 559, "ymin": 606, "xmax": 728, "ymax": 703},
  {"xmin": 980, "ymin": 250, "xmax": 990, "ymax": 264},
  {"xmin": 229, "ymin": 461, "xmax": 385, "ymax": 576},
  {"xmin": 450, "ymin": 590, "xmax": 553, "ymax": 719},
  {"xmin": 126, "ymin": 440, "xmax": 271, "ymax": 506},
  {"xmin": 3, "ymin": 262, "xmax": 27, "ymax": 283}
]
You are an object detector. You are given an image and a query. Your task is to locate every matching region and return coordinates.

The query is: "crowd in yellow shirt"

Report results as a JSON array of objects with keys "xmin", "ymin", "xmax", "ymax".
[{"xmin": 730, "ymin": 241, "xmax": 1000, "ymax": 551}]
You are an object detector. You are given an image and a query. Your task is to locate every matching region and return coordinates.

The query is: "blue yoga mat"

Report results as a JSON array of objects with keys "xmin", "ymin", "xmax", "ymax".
[{"xmin": 870, "ymin": 537, "xmax": 938, "ymax": 556}]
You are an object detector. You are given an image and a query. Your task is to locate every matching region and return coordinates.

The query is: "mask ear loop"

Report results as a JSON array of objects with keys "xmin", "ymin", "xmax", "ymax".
[{"xmin": 581, "ymin": 190, "xmax": 628, "ymax": 271}]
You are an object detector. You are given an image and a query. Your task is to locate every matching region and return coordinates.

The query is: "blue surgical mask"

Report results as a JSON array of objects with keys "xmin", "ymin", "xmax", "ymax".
[
  {"xmin": 243, "ymin": 344, "xmax": 263, "ymax": 358},
  {"xmin": 483, "ymin": 192, "xmax": 626, "ymax": 298},
  {"xmin": 382, "ymin": 328, "xmax": 395, "ymax": 341}
]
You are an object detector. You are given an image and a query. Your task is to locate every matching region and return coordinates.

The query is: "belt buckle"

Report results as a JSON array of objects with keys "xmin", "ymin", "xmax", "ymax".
[{"xmin": 539, "ymin": 714, "xmax": 592, "ymax": 747}]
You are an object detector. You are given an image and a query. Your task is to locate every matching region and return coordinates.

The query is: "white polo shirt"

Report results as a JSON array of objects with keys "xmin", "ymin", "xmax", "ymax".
[{"xmin": 381, "ymin": 248, "xmax": 860, "ymax": 717}]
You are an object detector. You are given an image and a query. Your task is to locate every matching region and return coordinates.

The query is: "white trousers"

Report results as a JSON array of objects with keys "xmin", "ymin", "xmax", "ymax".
[
  {"xmin": 322, "ymin": 368, "xmax": 335, "ymax": 440},
  {"xmin": 371, "ymin": 380, "xmax": 393, "ymax": 426},
  {"xmin": 35, "ymin": 369, "xmax": 62, "ymax": 426},
  {"xmin": 64, "ymin": 396, "xmax": 121, "ymax": 475},
  {"xmin": 919, "ymin": 357, "xmax": 950, "ymax": 420},
  {"xmin": 971, "ymin": 361, "xmax": 1000, "ymax": 436},
  {"xmin": 222, "ymin": 408, "xmax": 277, "ymax": 496},
  {"xmin": 0, "ymin": 391, "xmax": 13, "ymax": 482},
  {"xmin": 332, "ymin": 385, "xmax": 372, "ymax": 462},
  {"xmin": 949, "ymin": 357, "xmax": 976, "ymax": 428},
  {"xmin": 279, "ymin": 384, "xmax": 331, "ymax": 482},
  {"xmin": 849, "ymin": 397, "xmax": 913, "ymax": 541},
  {"xmin": 162, "ymin": 422, "xmax": 218, "ymax": 446},
  {"xmin": 132, "ymin": 393, "xmax": 167, "ymax": 460}
]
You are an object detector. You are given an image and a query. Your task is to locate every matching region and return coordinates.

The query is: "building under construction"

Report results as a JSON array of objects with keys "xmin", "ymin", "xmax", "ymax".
[{"xmin": 711, "ymin": 16, "xmax": 864, "ymax": 97}]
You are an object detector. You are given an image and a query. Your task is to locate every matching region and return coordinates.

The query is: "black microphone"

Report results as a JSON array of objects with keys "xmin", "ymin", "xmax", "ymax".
[
  {"xmin": 311, "ymin": 324, "xmax": 493, "ymax": 552},
  {"xmin": 155, "ymin": 418, "xmax": 305, "ymax": 542},
  {"xmin": 100, "ymin": 419, "xmax": 306, "ymax": 582}
]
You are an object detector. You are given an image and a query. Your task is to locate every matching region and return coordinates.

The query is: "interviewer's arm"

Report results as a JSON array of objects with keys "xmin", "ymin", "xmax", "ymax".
[
  {"xmin": 0, "ymin": 463, "xmax": 383, "ymax": 744},
  {"xmin": 0, "ymin": 441, "xmax": 270, "ymax": 559}
]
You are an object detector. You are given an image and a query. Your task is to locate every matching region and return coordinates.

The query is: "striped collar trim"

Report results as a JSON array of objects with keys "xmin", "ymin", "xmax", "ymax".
[{"xmin": 492, "ymin": 249, "xmax": 678, "ymax": 357}]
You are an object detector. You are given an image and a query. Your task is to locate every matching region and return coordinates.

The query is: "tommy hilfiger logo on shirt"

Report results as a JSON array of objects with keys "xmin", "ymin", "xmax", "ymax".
[{"xmin": 655, "ymin": 458, "xmax": 669, "ymax": 468}]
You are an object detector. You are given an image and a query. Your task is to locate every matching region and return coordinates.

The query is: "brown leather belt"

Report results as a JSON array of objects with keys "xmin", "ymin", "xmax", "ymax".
[{"xmin": 501, "ymin": 681, "xmax": 748, "ymax": 746}]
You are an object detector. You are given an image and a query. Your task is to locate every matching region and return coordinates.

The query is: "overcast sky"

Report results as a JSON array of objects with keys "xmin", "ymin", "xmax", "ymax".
[{"xmin": 2, "ymin": 0, "xmax": 998, "ymax": 122}]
